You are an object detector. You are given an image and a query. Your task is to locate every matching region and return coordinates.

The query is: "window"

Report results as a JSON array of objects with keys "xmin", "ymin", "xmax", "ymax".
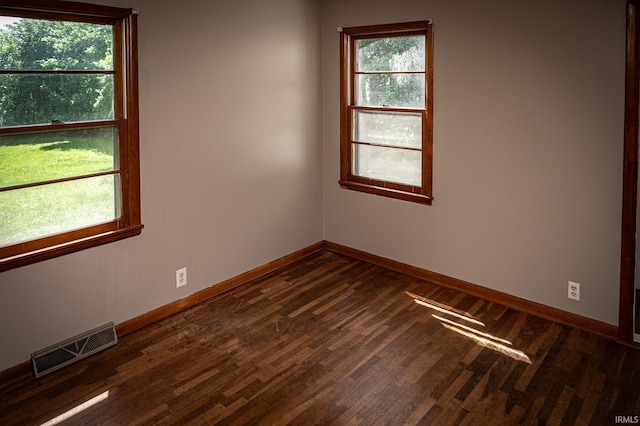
[
  {"xmin": 0, "ymin": 0, "xmax": 142, "ymax": 271},
  {"xmin": 339, "ymin": 21, "xmax": 433, "ymax": 204}
]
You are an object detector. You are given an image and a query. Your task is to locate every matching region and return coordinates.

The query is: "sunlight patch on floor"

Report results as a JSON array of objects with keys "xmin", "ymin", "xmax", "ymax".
[
  {"xmin": 440, "ymin": 322, "xmax": 531, "ymax": 364},
  {"xmin": 408, "ymin": 292, "xmax": 531, "ymax": 364},
  {"xmin": 406, "ymin": 291, "xmax": 485, "ymax": 326},
  {"xmin": 434, "ymin": 314, "xmax": 513, "ymax": 346},
  {"xmin": 40, "ymin": 390, "xmax": 109, "ymax": 426}
]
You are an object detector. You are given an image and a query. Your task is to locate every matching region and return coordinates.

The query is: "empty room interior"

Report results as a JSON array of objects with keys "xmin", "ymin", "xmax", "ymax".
[{"xmin": 1, "ymin": 0, "xmax": 639, "ymax": 424}]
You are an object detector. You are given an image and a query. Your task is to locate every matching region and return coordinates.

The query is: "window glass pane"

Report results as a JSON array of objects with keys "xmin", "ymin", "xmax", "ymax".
[
  {"xmin": 356, "ymin": 36, "xmax": 424, "ymax": 72},
  {"xmin": 353, "ymin": 144, "xmax": 421, "ymax": 186},
  {"xmin": 0, "ymin": 74, "xmax": 114, "ymax": 126},
  {"xmin": 0, "ymin": 127, "xmax": 118, "ymax": 188},
  {"xmin": 356, "ymin": 73, "xmax": 424, "ymax": 108},
  {"xmin": 354, "ymin": 110, "xmax": 422, "ymax": 148},
  {"xmin": 0, "ymin": 18, "xmax": 113, "ymax": 71},
  {"xmin": 0, "ymin": 174, "xmax": 120, "ymax": 247}
]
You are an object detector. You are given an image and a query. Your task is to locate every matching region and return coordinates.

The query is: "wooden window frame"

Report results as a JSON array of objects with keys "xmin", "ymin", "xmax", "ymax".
[
  {"xmin": 0, "ymin": 0, "xmax": 142, "ymax": 272},
  {"xmin": 339, "ymin": 21, "xmax": 434, "ymax": 205}
]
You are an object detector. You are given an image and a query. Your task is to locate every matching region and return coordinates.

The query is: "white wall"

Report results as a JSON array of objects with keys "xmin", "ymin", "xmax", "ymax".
[
  {"xmin": 323, "ymin": 0, "xmax": 625, "ymax": 325},
  {"xmin": 0, "ymin": 0, "xmax": 323, "ymax": 372}
]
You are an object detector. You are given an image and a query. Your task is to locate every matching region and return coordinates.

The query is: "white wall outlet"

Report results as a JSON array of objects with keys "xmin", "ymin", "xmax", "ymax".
[
  {"xmin": 568, "ymin": 281, "xmax": 580, "ymax": 301},
  {"xmin": 176, "ymin": 267, "xmax": 187, "ymax": 288}
]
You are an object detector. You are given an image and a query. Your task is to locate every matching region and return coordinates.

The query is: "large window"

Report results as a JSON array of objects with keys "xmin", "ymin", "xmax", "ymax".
[
  {"xmin": 0, "ymin": 1, "xmax": 142, "ymax": 271},
  {"xmin": 340, "ymin": 21, "xmax": 433, "ymax": 204}
]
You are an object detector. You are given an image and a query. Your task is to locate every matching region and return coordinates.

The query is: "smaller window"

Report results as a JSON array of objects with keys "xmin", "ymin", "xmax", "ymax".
[{"xmin": 339, "ymin": 21, "xmax": 433, "ymax": 204}]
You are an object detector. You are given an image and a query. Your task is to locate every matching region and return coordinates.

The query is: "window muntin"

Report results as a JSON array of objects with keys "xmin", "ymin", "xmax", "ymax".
[
  {"xmin": 355, "ymin": 35, "xmax": 426, "ymax": 109},
  {"xmin": 355, "ymin": 73, "xmax": 425, "ymax": 108},
  {"xmin": 1, "ymin": 127, "xmax": 118, "ymax": 187},
  {"xmin": 353, "ymin": 143, "xmax": 422, "ymax": 187},
  {"xmin": 0, "ymin": 174, "xmax": 120, "ymax": 246},
  {"xmin": 353, "ymin": 110, "xmax": 422, "ymax": 149},
  {"xmin": 0, "ymin": 1, "xmax": 141, "ymax": 271},
  {"xmin": 340, "ymin": 21, "xmax": 433, "ymax": 204}
]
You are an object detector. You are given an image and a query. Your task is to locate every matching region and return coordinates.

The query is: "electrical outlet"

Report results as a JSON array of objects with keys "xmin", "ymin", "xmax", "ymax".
[
  {"xmin": 176, "ymin": 267, "xmax": 187, "ymax": 288},
  {"xmin": 568, "ymin": 281, "xmax": 580, "ymax": 301}
]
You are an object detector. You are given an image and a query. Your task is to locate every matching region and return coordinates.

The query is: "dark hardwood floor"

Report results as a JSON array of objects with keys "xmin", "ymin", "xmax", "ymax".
[{"xmin": 1, "ymin": 251, "xmax": 639, "ymax": 425}]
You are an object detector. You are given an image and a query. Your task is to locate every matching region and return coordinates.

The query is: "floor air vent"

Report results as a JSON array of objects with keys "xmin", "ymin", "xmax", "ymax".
[{"xmin": 31, "ymin": 322, "xmax": 118, "ymax": 378}]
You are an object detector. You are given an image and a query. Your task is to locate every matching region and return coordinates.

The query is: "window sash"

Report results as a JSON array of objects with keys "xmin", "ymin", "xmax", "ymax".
[{"xmin": 349, "ymin": 106, "xmax": 425, "ymax": 187}]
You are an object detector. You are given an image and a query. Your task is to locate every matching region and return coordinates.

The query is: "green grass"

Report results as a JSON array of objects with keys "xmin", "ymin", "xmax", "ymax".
[
  {"xmin": 0, "ymin": 129, "xmax": 115, "ymax": 187},
  {"xmin": 0, "ymin": 128, "xmax": 118, "ymax": 246}
]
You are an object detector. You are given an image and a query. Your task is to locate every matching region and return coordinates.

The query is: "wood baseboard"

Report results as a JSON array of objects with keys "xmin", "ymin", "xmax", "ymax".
[
  {"xmin": 323, "ymin": 241, "xmax": 619, "ymax": 340},
  {"xmin": 1, "ymin": 239, "xmax": 622, "ymax": 384},
  {"xmin": 116, "ymin": 241, "xmax": 325, "ymax": 337},
  {"xmin": 0, "ymin": 241, "xmax": 325, "ymax": 386}
]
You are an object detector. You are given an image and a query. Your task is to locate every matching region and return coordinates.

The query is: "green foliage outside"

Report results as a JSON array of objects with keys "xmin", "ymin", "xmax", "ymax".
[
  {"xmin": 0, "ymin": 18, "xmax": 117, "ymax": 246},
  {"xmin": 356, "ymin": 35, "xmax": 425, "ymax": 108},
  {"xmin": 0, "ymin": 129, "xmax": 115, "ymax": 188},
  {"xmin": 0, "ymin": 17, "xmax": 114, "ymax": 126}
]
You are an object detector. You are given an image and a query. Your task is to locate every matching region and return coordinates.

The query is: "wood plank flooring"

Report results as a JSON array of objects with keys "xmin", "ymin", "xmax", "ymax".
[{"xmin": 1, "ymin": 251, "xmax": 639, "ymax": 425}]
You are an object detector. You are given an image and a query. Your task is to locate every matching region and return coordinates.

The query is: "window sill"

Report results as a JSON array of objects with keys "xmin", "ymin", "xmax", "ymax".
[
  {"xmin": 339, "ymin": 180, "xmax": 432, "ymax": 205},
  {"xmin": 0, "ymin": 224, "xmax": 143, "ymax": 272}
]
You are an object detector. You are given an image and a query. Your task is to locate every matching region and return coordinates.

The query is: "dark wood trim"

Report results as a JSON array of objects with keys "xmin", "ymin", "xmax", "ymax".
[
  {"xmin": 0, "ymin": 7, "xmax": 119, "ymax": 26},
  {"xmin": 122, "ymin": 11, "xmax": 142, "ymax": 227},
  {"xmin": 0, "ymin": 120, "xmax": 124, "ymax": 136},
  {"xmin": 349, "ymin": 169, "xmax": 424, "ymax": 192},
  {"xmin": 116, "ymin": 242, "xmax": 325, "ymax": 337},
  {"xmin": 339, "ymin": 30, "xmax": 350, "ymax": 182},
  {"xmin": 620, "ymin": 0, "xmax": 640, "ymax": 341},
  {"xmin": 349, "ymin": 105, "xmax": 425, "ymax": 113},
  {"xmin": 0, "ymin": 169, "xmax": 119, "ymax": 194},
  {"xmin": 350, "ymin": 141, "xmax": 422, "ymax": 153},
  {"xmin": 0, "ymin": 1, "xmax": 132, "ymax": 18},
  {"xmin": 324, "ymin": 241, "xmax": 619, "ymax": 340},
  {"xmin": 113, "ymin": 18, "xmax": 124, "ymax": 121},
  {"xmin": 0, "ymin": 225, "xmax": 143, "ymax": 272},
  {"xmin": 341, "ymin": 20, "xmax": 430, "ymax": 37},
  {"xmin": 338, "ymin": 180, "xmax": 432, "ymax": 204},
  {"xmin": 424, "ymin": 22, "xmax": 434, "ymax": 200}
]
